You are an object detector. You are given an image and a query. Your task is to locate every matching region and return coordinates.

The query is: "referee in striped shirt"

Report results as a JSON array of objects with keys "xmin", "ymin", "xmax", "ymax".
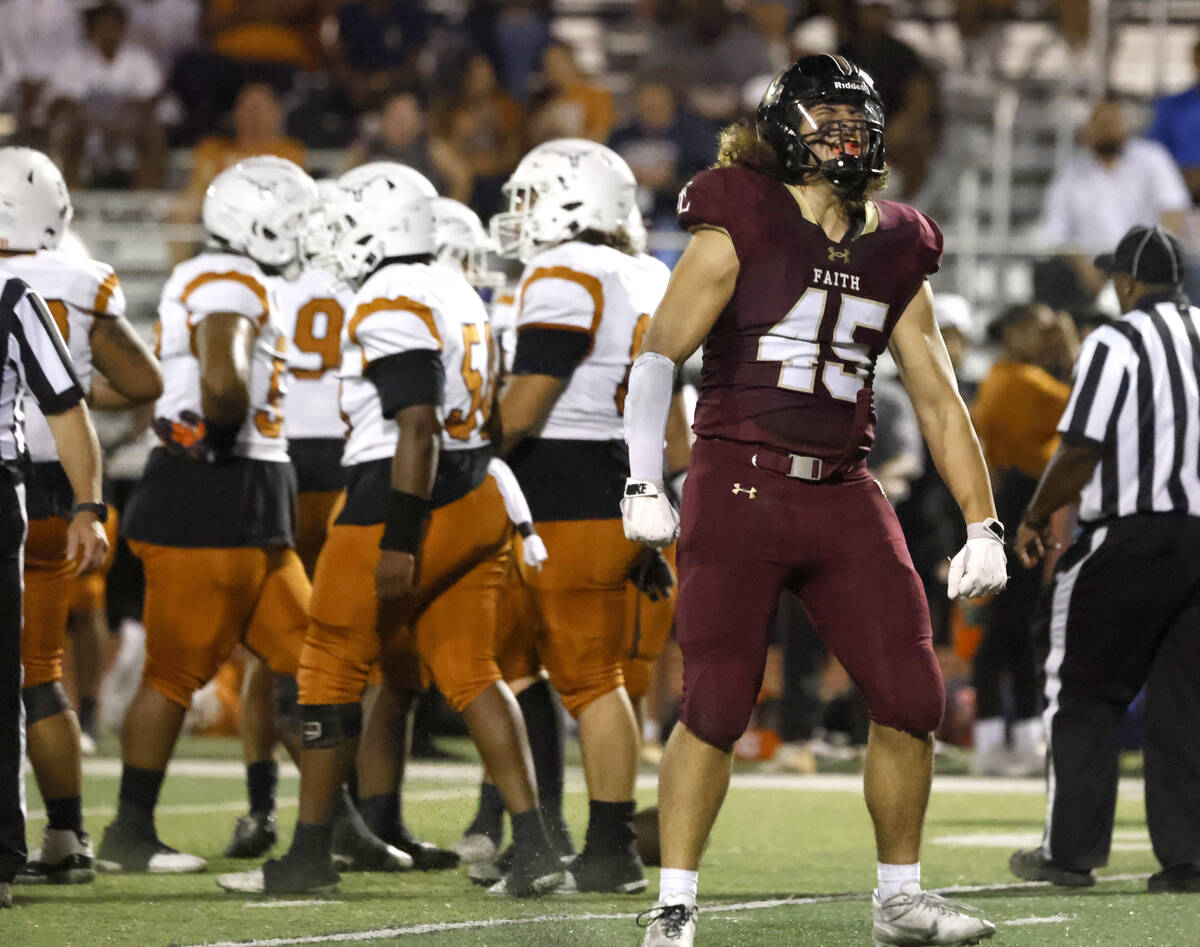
[
  {"xmin": 0, "ymin": 272, "xmax": 107, "ymax": 907},
  {"xmin": 1008, "ymin": 225, "xmax": 1200, "ymax": 894}
]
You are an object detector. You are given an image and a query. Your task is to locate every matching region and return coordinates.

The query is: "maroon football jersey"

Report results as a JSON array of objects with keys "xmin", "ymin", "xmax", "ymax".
[{"xmin": 677, "ymin": 163, "xmax": 943, "ymax": 468}]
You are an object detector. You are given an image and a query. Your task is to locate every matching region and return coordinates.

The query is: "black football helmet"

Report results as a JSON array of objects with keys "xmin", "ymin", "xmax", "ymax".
[{"xmin": 756, "ymin": 55, "xmax": 886, "ymax": 193}]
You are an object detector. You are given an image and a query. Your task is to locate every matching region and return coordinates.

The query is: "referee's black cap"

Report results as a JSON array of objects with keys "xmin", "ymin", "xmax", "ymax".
[{"xmin": 1094, "ymin": 225, "xmax": 1186, "ymax": 286}]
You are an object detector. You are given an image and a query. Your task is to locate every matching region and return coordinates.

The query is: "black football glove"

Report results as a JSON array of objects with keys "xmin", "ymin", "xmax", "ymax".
[{"xmin": 628, "ymin": 545, "xmax": 676, "ymax": 602}]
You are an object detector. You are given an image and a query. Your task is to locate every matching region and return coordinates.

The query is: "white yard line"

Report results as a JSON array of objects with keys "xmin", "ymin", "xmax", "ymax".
[
  {"xmin": 72, "ymin": 758, "xmax": 1145, "ymax": 798},
  {"xmin": 243, "ymin": 901, "xmax": 346, "ymax": 909},
  {"xmin": 934, "ymin": 829, "xmax": 1151, "ymax": 851},
  {"xmin": 186, "ymin": 873, "xmax": 1150, "ymax": 946},
  {"xmin": 1005, "ymin": 914, "xmax": 1073, "ymax": 926}
]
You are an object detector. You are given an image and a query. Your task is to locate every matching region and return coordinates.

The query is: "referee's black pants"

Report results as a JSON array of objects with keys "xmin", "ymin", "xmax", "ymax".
[
  {"xmin": 1042, "ymin": 513, "xmax": 1200, "ymax": 871},
  {"xmin": 0, "ymin": 469, "xmax": 27, "ymax": 883}
]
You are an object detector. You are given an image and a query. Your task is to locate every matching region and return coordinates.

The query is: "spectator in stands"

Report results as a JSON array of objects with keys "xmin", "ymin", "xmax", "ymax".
[
  {"xmin": 527, "ymin": 42, "xmax": 615, "ymax": 144},
  {"xmin": 0, "ymin": 0, "xmax": 84, "ymax": 142},
  {"xmin": 492, "ymin": 0, "xmax": 553, "ymax": 101},
  {"xmin": 126, "ymin": 0, "xmax": 201, "ymax": 76},
  {"xmin": 644, "ymin": 0, "xmax": 773, "ymax": 123},
  {"xmin": 344, "ymin": 89, "xmax": 473, "ymax": 204},
  {"xmin": 837, "ymin": 0, "xmax": 939, "ymax": 199},
  {"xmin": 46, "ymin": 2, "xmax": 166, "ymax": 189},
  {"xmin": 610, "ymin": 73, "xmax": 719, "ymax": 221},
  {"xmin": 969, "ymin": 303, "xmax": 1077, "ymax": 777},
  {"xmin": 171, "ymin": 82, "xmax": 305, "ymax": 244},
  {"xmin": 1041, "ymin": 99, "xmax": 1192, "ymax": 299},
  {"xmin": 332, "ymin": 0, "xmax": 434, "ymax": 111},
  {"xmin": 436, "ymin": 52, "xmax": 524, "ymax": 219}
]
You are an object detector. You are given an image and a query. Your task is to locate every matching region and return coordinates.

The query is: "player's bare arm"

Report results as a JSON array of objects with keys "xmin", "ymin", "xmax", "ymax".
[
  {"xmin": 194, "ymin": 311, "xmax": 256, "ymax": 453},
  {"xmin": 89, "ymin": 315, "xmax": 163, "ymax": 407},
  {"xmin": 497, "ymin": 373, "xmax": 568, "ymax": 456},
  {"xmin": 45, "ymin": 401, "xmax": 108, "ymax": 575},
  {"xmin": 378, "ymin": 402, "xmax": 440, "ymax": 600},
  {"xmin": 1014, "ymin": 440, "xmax": 1101, "ymax": 567},
  {"xmin": 889, "ymin": 282, "xmax": 1006, "ymax": 598}
]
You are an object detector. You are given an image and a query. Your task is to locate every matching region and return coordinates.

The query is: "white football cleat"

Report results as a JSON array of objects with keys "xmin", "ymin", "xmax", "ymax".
[
  {"xmin": 451, "ymin": 833, "xmax": 498, "ymax": 865},
  {"xmin": 217, "ymin": 867, "xmax": 267, "ymax": 893},
  {"xmin": 872, "ymin": 883, "xmax": 996, "ymax": 946},
  {"xmin": 78, "ymin": 731, "xmax": 97, "ymax": 757},
  {"xmin": 16, "ymin": 828, "xmax": 94, "ymax": 884},
  {"xmin": 638, "ymin": 898, "xmax": 697, "ymax": 946}
]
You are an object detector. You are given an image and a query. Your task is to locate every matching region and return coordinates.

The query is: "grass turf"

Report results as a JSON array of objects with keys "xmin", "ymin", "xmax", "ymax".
[{"xmin": 4, "ymin": 739, "xmax": 1194, "ymax": 946}]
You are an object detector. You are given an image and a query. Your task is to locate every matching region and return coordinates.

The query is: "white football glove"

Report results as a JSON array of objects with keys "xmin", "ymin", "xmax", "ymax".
[
  {"xmin": 947, "ymin": 518, "xmax": 1008, "ymax": 599},
  {"xmin": 621, "ymin": 478, "xmax": 679, "ymax": 547},
  {"xmin": 519, "ymin": 529, "xmax": 548, "ymax": 571}
]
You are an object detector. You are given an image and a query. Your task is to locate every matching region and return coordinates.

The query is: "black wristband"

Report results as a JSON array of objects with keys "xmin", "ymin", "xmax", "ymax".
[
  {"xmin": 380, "ymin": 491, "xmax": 432, "ymax": 553},
  {"xmin": 205, "ymin": 419, "xmax": 240, "ymax": 460},
  {"xmin": 74, "ymin": 502, "xmax": 108, "ymax": 523},
  {"xmin": 516, "ymin": 521, "xmax": 535, "ymax": 539}
]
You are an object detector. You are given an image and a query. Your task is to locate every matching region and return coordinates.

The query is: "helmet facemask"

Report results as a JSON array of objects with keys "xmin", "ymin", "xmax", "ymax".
[
  {"xmin": 776, "ymin": 98, "xmax": 885, "ymax": 198},
  {"xmin": 491, "ymin": 180, "xmax": 543, "ymax": 262}
]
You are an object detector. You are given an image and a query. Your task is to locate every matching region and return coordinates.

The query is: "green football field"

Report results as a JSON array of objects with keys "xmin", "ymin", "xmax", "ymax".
[{"xmin": 5, "ymin": 739, "xmax": 1197, "ymax": 946}]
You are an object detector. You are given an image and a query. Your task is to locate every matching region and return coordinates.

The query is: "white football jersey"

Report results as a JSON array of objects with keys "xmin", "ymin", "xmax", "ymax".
[
  {"xmin": 5, "ymin": 249, "xmax": 125, "ymax": 463},
  {"xmin": 340, "ymin": 262, "xmax": 494, "ymax": 467},
  {"xmin": 154, "ymin": 251, "xmax": 290, "ymax": 463},
  {"xmin": 489, "ymin": 287, "xmax": 518, "ymax": 377},
  {"xmin": 276, "ymin": 266, "xmax": 352, "ymax": 441},
  {"xmin": 515, "ymin": 242, "xmax": 669, "ymax": 441}
]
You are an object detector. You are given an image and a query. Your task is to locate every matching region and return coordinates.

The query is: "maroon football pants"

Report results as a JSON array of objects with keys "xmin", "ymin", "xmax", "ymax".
[{"xmin": 675, "ymin": 437, "xmax": 944, "ymax": 751}]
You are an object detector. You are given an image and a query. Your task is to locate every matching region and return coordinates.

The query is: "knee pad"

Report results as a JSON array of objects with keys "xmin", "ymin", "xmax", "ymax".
[
  {"xmin": 301, "ymin": 702, "xmax": 362, "ymax": 750},
  {"xmin": 274, "ymin": 673, "xmax": 301, "ymax": 735},
  {"xmin": 22, "ymin": 680, "xmax": 69, "ymax": 726},
  {"xmin": 679, "ymin": 661, "xmax": 761, "ymax": 752}
]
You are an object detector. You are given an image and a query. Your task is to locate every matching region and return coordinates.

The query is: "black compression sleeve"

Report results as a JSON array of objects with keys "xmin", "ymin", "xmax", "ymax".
[
  {"xmin": 365, "ymin": 350, "xmax": 445, "ymax": 416},
  {"xmin": 512, "ymin": 327, "xmax": 590, "ymax": 378}
]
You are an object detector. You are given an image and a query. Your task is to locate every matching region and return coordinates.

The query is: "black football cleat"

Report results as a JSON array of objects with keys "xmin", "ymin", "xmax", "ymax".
[
  {"xmin": 225, "ymin": 812, "xmax": 278, "ymax": 858},
  {"xmin": 15, "ymin": 828, "xmax": 95, "ymax": 885},
  {"xmin": 217, "ymin": 855, "xmax": 340, "ymax": 895},
  {"xmin": 1009, "ymin": 848, "xmax": 1094, "ymax": 887},
  {"xmin": 387, "ymin": 832, "xmax": 459, "ymax": 871},
  {"xmin": 97, "ymin": 822, "xmax": 206, "ymax": 874},
  {"xmin": 487, "ymin": 843, "xmax": 565, "ymax": 898},
  {"xmin": 560, "ymin": 847, "xmax": 647, "ymax": 894}
]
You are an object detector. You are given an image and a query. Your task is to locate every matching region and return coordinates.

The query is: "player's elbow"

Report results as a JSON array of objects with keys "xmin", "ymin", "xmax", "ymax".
[{"xmin": 111, "ymin": 362, "xmax": 164, "ymax": 404}]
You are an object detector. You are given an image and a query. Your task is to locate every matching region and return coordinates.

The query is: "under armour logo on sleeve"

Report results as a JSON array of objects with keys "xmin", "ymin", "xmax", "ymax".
[{"xmin": 731, "ymin": 483, "xmax": 757, "ymax": 499}]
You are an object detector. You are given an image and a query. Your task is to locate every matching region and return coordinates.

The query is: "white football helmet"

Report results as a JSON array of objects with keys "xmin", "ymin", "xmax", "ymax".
[
  {"xmin": 0, "ymin": 147, "xmax": 72, "ymax": 252},
  {"xmin": 202, "ymin": 156, "xmax": 317, "ymax": 272},
  {"xmin": 432, "ymin": 197, "xmax": 505, "ymax": 291},
  {"xmin": 491, "ymin": 138, "xmax": 637, "ymax": 262},
  {"xmin": 330, "ymin": 161, "xmax": 437, "ymax": 284}
]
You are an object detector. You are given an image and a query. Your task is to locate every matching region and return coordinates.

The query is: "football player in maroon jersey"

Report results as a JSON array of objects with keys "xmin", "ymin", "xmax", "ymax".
[{"xmin": 624, "ymin": 56, "xmax": 1006, "ymax": 946}]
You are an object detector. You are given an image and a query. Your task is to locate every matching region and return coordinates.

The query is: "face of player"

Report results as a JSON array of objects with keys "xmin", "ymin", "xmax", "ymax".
[{"xmin": 798, "ymin": 102, "xmax": 868, "ymax": 164}]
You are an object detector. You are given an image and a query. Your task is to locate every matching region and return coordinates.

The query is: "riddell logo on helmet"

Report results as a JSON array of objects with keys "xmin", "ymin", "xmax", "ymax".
[{"xmin": 833, "ymin": 80, "xmax": 866, "ymax": 90}]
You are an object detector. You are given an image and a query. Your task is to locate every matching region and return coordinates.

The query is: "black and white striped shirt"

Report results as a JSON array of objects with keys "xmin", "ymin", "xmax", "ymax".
[
  {"xmin": 1058, "ymin": 292, "xmax": 1200, "ymax": 522},
  {"xmin": 0, "ymin": 272, "xmax": 83, "ymax": 467}
]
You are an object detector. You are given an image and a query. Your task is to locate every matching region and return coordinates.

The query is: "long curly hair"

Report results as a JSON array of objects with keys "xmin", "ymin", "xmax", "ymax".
[{"xmin": 714, "ymin": 121, "xmax": 889, "ymax": 210}]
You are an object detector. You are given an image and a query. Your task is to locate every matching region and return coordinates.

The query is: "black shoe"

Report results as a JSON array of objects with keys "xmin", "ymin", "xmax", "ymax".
[
  {"xmin": 388, "ymin": 832, "xmax": 459, "ymax": 871},
  {"xmin": 468, "ymin": 844, "xmax": 513, "ymax": 887},
  {"xmin": 1009, "ymin": 848, "xmax": 1094, "ymax": 887},
  {"xmin": 217, "ymin": 855, "xmax": 340, "ymax": 895},
  {"xmin": 15, "ymin": 828, "xmax": 95, "ymax": 885},
  {"xmin": 489, "ymin": 843, "xmax": 564, "ymax": 898},
  {"xmin": 1148, "ymin": 863, "xmax": 1200, "ymax": 893},
  {"xmin": 331, "ymin": 796, "xmax": 414, "ymax": 872},
  {"xmin": 562, "ymin": 847, "xmax": 647, "ymax": 894},
  {"xmin": 544, "ymin": 814, "xmax": 576, "ymax": 859},
  {"xmin": 97, "ymin": 822, "xmax": 206, "ymax": 874},
  {"xmin": 225, "ymin": 812, "xmax": 278, "ymax": 858}
]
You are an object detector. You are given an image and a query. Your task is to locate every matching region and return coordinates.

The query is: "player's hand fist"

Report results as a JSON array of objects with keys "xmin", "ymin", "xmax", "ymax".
[
  {"xmin": 948, "ymin": 518, "xmax": 1008, "ymax": 600},
  {"xmin": 628, "ymin": 546, "xmax": 676, "ymax": 602},
  {"xmin": 621, "ymin": 479, "xmax": 679, "ymax": 547},
  {"xmin": 66, "ymin": 512, "xmax": 108, "ymax": 576},
  {"xmin": 520, "ymin": 531, "xmax": 549, "ymax": 571},
  {"xmin": 376, "ymin": 550, "xmax": 416, "ymax": 599}
]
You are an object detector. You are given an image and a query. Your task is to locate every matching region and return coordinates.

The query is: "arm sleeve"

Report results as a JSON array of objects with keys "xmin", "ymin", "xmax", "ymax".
[
  {"xmin": 8, "ymin": 281, "xmax": 84, "ymax": 415},
  {"xmin": 1057, "ymin": 330, "xmax": 1130, "ymax": 446},
  {"xmin": 624, "ymin": 352, "xmax": 677, "ymax": 482},
  {"xmin": 487, "ymin": 457, "xmax": 534, "ymax": 527},
  {"xmin": 677, "ymin": 168, "xmax": 738, "ymax": 238},
  {"xmin": 916, "ymin": 210, "xmax": 944, "ymax": 276},
  {"xmin": 365, "ymin": 349, "xmax": 444, "ymax": 416}
]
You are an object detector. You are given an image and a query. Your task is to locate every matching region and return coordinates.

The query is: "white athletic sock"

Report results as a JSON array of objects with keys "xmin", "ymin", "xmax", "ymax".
[
  {"xmin": 973, "ymin": 717, "xmax": 1005, "ymax": 755},
  {"xmin": 1012, "ymin": 717, "xmax": 1044, "ymax": 754},
  {"xmin": 659, "ymin": 867, "xmax": 699, "ymax": 906},
  {"xmin": 876, "ymin": 862, "xmax": 920, "ymax": 900}
]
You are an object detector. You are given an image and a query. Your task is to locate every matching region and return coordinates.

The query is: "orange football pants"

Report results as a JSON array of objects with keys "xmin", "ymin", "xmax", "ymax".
[
  {"xmin": 22, "ymin": 518, "xmax": 74, "ymax": 688},
  {"xmin": 129, "ymin": 541, "xmax": 310, "ymax": 708},
  {"xmin": 495, "ymin": 556, "xmax": 541, "ymax": 683},
  {"xmin": 622, "ymin": 541, "xmax": 677, "ymax": 701},
  {"xmin": 295, "ymin": 489, "xmax": 340, "ymax": 578},
  {"xmin": 520, "ymin": 518, "xmax": 643, "ymax": 717},
  {"xmin": 299, "ymin": 476, "xmax": 513, "ymax": 712},
  {"xmin": 66, "ymin": 507, "xmax": 119, "ymax": 614}
]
